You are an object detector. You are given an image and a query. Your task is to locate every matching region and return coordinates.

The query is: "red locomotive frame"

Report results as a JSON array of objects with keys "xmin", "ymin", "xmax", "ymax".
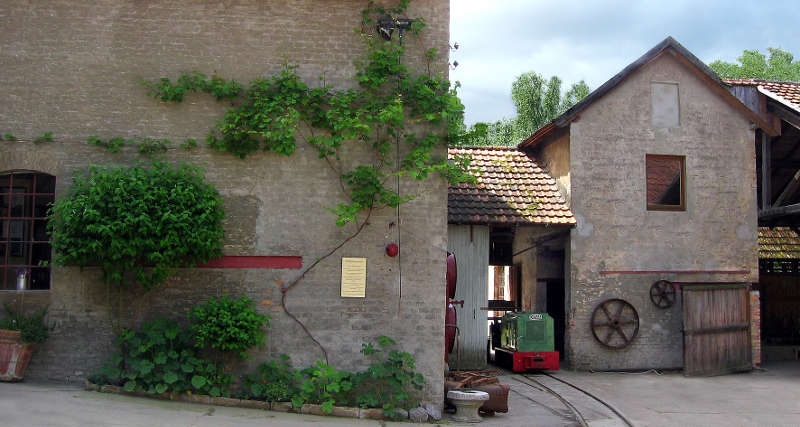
[{"xmin": 493, "ymin": 347, "xmax": 559, "ymax": 372}]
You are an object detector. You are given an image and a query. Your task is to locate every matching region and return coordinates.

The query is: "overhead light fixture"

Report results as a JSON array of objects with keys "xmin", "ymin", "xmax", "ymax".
[
  {"xmin": 377, "ymin": 17, "xmax": 413, "ymax": 42},
  {"xmin": 377, "ymin": 17, "xmax": 394, "ymax": 40}
]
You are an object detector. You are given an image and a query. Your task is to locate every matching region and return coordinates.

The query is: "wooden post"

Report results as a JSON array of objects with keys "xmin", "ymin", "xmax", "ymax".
[
  {"xmin": 493, "ymin": 266, "xmax": 505, "ymax": 300},
  {"xmin": 761, "ymin": 131, "xmax": 771, "ymax": 211}
]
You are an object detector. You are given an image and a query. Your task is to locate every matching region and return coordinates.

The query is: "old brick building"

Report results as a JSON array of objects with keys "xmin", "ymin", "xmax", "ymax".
[
  {"xmin": 446, "ymin": 147, "xmax": 575, "ymax": 368},
  {"xmin": 448, "ymin": 38, "xmax": 775, "ymax": 375},
  {"xmin": 0, "ymin": 0, "xmax": 450, "ymax": 405}
]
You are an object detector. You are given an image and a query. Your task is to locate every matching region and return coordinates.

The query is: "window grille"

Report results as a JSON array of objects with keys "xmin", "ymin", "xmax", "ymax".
[{"xmin": 0, "ymin": 172, "xmax": 55, "ymax": 290}]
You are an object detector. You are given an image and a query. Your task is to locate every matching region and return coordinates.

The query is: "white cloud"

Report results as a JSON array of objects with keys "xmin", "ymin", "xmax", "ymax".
[{"xmin": 451, "ymin": 0, "xmax": 800, "ymax": 125}]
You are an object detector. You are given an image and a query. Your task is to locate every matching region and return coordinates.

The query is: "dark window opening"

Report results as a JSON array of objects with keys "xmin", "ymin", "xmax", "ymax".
[
  {"xmin": 1, "ymin": 172, "xmax": 55, "ymax": 290},
  {"xmin": 489, "ymin": 227, "xmax": 514, "ymax": 266},
  {"xmin": 646, "ymin": 154, "xmax": 685, "ymax": 211}
]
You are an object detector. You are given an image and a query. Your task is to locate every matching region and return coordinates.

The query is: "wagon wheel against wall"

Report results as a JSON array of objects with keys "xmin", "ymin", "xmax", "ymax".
[
  {"xmin": 590, "ymin": 299, "xmax": 640, "ymax": 349},
  {"xmin": 649, "ymin": 280, "xmax": 676, "ymax": 308}
]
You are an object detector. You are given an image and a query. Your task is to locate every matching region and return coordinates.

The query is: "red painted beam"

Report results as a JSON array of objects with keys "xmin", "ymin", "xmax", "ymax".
[
  {"xmin": 599, "ymin": 270, "xmax": 750, "ymax": 275},
  {"xmin": 196, "ymin": 256, "xmax": 302, "ymax": 269}
]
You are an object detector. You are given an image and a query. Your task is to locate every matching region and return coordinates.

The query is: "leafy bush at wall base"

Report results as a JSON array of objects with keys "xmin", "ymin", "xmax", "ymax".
[
  {"xmin": 91, "ymin": 332, "xmax": 423, "ymax": 418},
  {"xmin": 293, "ymin": 361, "xmax": 354, "ymax": 414},
  {"xmin": 350, "ymin": 336, "xmax": 424, "ymax": 418},
  {"xmin": 48, "ymin": 162, "xmax": 224, "ymax": 290},
  {"xmin": 249, "ymin": 336, "xmax": 424, "ymax": 419},
  {"xmin": 90, "ymin": 318, "xmax": 231, "ymax": 397},
  {"xmin": 189, "ymin": 295, "xmax": 269, "ymax": 358},
  {"xmin": 240, "ymin": 354, "xmax": 299, "ymax": 402}
]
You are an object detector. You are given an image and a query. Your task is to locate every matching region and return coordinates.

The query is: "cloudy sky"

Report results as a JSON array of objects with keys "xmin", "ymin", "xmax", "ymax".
[{"xmin": 450, "ymin": 0, "xmax": 800, "ymax": 125}]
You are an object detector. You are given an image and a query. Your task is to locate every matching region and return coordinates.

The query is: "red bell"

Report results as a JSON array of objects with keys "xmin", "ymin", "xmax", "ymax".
[{"xmin": 385, "ymin": 243, "xmax": 399, "ymax": 257}]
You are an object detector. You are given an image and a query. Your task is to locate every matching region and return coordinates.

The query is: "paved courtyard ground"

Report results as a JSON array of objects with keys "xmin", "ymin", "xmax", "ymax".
[
  {"xmin": 554, "ymin": 360, "xmax": 800, "ymax": 426},
  {"xmin": 1, "ymin": 361, "xmax": 798, "ymax": 426}
]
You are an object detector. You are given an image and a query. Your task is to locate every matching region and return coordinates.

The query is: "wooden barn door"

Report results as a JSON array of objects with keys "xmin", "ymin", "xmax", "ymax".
[{"xmin": 683, "ymin": 284, "xmax": 752, "ymax": 376}]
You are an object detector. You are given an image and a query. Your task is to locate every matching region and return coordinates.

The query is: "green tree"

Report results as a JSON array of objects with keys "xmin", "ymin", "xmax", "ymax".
[
  {"xmin": 511, "ymin": 73, "xmax": 563, "ymax": 141},
  {"xmin": 455, "ymin": 72, "xmax": 589, "ymax": 147},
  {"xmin": 709, "ymin": 47, "xmax": 800, "ymax": 81},
  {"xmin": 561, "ymin": 80, "xmax": 590, "ymax": 112},
  {"xmin": 486, "ymin": 119, "xmax": 515, "ymax": 146}
]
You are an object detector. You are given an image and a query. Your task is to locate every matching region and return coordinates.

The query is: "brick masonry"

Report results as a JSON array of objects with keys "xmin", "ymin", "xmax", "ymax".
[
  {"xmin": 0, "ymin": 0, "xmax": 450, "ymax": 406},
  {"xmin": 751, "ymin": 290, "xmax": 762, "ymax": 366}
]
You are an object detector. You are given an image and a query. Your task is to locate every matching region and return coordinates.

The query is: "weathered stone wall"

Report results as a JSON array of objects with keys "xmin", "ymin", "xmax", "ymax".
[
  {"xmin": 511, "ymin": 226, "xmax": 569, "ymax": 313},
  {"xmin": 512, "ymin": 227, "xmax": 539, "ymax": 312},
  {"xmin": 0, "ymin": 0, "xmax": 449, "ymax": 404},
  {"xmin": 537, "ymin": 248, "xmax": 564, "ymax": 280},
  {"xmin": 537, "ymin": 130, "xmax": 571, "ymax": 205},
  {"xmin": 567, "ymin": 52, "xmax": 758, "ymax": 370}
]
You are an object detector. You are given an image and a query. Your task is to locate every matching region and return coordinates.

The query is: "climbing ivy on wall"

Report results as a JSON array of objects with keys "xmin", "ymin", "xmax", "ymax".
[
  {"xmin": 137, "ymin": 0, "xmax": 474, "ymax": 361},
  {"xmin": 142, "ymin": 0, "xmax": 474, "ymax": 227},
  {"xmin": 44, "ymin": 1, "xmax": 472, "ymax": 356}
]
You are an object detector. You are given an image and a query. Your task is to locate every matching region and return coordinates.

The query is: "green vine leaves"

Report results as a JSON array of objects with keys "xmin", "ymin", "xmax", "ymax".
[
  {"xmin": 48, "ymin": 162, "xmax": 225, "ymax": 290},
  {"xmin": 141, "ymin": 1, "xmax": 474, "ymax": 226}
]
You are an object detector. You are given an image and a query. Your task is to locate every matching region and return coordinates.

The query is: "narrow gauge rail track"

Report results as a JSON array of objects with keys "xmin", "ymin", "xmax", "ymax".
[{"xmin": 510, "ymin": 372, "xmax": 635, "ymax": 427}]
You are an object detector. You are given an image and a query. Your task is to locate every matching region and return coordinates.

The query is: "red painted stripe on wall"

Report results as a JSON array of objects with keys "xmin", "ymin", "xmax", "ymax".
[
  {"xmin": 599, "ymin": 270, "xmax": 750, "ymax": 275},
  {"xmin": 197, "ymin": 256, "xmax": 302, "ymax": 269}
]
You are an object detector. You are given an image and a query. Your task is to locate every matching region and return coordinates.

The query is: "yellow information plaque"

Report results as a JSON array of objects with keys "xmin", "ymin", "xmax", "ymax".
[{"xmin": 341, "ymin": 257, "xmax": 367, "ymax": 298}]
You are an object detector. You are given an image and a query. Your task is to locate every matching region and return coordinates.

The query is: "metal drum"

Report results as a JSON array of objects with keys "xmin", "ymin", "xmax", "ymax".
[{"xmin": 446, "ymin": 252, "xmax": 457, "ymax": 300}]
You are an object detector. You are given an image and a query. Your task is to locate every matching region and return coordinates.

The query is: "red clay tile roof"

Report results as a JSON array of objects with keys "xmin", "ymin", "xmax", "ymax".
[
  {"xmin": 723, "ymin": 78, "xmax": 800, "ymax": 111},
  {"xmin": 759, "ymin": 226, "xmax": 800, "ymax": 259},
  {"xmin": 448, "ymin": 147, "xmax": 575, "ymax": 225}
]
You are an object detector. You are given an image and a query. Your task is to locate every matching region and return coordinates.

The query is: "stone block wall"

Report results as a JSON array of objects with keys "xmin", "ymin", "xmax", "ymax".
[
  {"xmin": 0, "ymin": 0, "xmax": 450, "ymax": 405},
  {"xmin": 567, "ymin": 52, "xmax": 758, "ymax": 370}
]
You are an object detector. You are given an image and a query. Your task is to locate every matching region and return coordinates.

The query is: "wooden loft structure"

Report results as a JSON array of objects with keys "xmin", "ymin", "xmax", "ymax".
[{"xmin": 726, "ymin": 79, "xmax": 800, "ymax": 228}]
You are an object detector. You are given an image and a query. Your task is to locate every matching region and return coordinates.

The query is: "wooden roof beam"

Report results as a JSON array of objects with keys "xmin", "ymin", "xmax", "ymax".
[
  {"xmin": 767, "ymin": 102, "xmax": 800, "ymax": 131},
  {"xmin": 761, "ymin": 132, "xmax": 772, "ymax": 211},
  {"xmin": 773, "ymin": 169, "xmax": 800, "ymax": 207},
  {"xmin": 760, "ymin": 202, "xmax": 800, "ymax": 221}
]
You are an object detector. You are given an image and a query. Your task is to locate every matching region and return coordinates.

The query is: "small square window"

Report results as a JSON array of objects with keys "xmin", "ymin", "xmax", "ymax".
[{"xmin": 646, "ymin": 155, "xmax": 685, "ymax": 211}]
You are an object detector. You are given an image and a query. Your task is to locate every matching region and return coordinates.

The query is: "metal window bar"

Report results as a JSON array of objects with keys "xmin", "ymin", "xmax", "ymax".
[{"xmin": 0, "ymin": 172, "xmax": 55, "ymax": 290}]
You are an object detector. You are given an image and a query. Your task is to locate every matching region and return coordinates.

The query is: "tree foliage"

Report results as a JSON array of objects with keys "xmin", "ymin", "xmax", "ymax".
[
  {"xmin": 709, "ymin": 47, "xmax": 800, "ymax": 81},
  {"xmin": 512, "ymin": 73, "xmax": 562, "ymax": 140},
  {"xmin": 455, "ymin": 72, "xmax": 589, "ymax": 147},
  {"xmin": 189, "ymin": 295, "xmax": 270, "ymax": 358},
  {"xmin": 49, "ymin": 162, "xmax": 225, "ymax": 290}
]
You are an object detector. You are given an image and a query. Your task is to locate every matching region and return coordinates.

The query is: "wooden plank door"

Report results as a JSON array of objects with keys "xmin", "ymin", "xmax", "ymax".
[{"xmin": 683, "ymin": 284, "xmax": 752, "ymax": 376}]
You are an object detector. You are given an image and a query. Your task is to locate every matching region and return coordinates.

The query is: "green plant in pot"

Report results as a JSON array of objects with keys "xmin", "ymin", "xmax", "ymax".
[{"xmin": 0, "ymin": 303, "xmax": 49, "ymax": 381}]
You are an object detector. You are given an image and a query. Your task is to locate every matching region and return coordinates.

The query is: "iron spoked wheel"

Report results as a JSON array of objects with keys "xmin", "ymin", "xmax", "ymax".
[
  {"xmin": 591, "ymin": 299, "xmax": 639, "ymax": 349},
  {"xmin": 649, "ymin": 280, "xmax": 676, "ymax": 308}
]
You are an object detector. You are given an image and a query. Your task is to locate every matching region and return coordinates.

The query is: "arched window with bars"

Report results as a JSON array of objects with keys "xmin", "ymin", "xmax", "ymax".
[{"xmin": 0, "ymin": 171, "xmax": 54, "ymax": 290}]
